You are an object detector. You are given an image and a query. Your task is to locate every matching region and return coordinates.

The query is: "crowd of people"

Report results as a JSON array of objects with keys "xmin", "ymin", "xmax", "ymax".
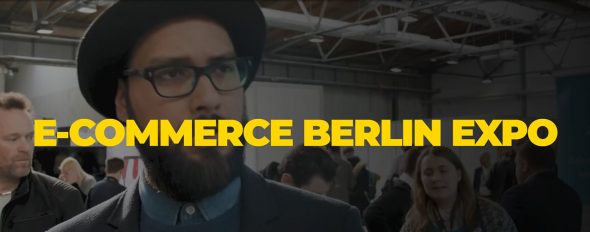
[
  {"xmin": 261, "ymin": 141, "xmax": 583, "ymax": 232},
  {"xmin": 0, "ymin": 0, "xmax": 584, "ymax": 231}
]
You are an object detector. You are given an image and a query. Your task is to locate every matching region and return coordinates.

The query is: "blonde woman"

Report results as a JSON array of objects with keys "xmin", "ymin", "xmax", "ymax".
[
  {"xmin": 402, "ymin": 147, "xmax": 516, "ymax": 232},
  {"xmin": 59, "ymin": 157, "xmax": 97, "ymax": 196}
]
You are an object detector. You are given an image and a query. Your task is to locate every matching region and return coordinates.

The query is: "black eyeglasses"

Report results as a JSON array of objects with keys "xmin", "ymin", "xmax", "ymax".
[{"xmin": 123, "ymin": 57, "xmax": 253, "ymax": 98}]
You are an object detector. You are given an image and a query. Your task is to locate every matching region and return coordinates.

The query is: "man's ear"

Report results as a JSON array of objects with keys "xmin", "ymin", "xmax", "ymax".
[
  {"xmin": 280, "ymin": 173, "xmax": 294, "ymax": 186},
  {"xmin": 115, "ymin": 79, "xmax": 129, "ymax": 121}
]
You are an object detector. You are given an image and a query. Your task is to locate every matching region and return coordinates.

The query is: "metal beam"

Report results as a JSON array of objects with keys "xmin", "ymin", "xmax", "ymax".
[
  {"xmin": 262, "ymin": 58, "xmax": 422, "ymax": 77},
  {"xmin": 426, "ymin": 90, "xmax": 554, "ymax": 104},
  {"xmin": 433, "ymin": 15, "xmax": 452, "ymax": 42},
  {"xmin": 315, "ymin": 0, "xmax": 328, "ymax": 31},
  {"xmin": 0, "ymin": 55, "xmax": 76, "ymax": 66},
  {"xmin": 268, "ymin": 0, "xmax": 328, "ymax": 55},
  {"xmin": 431, "ymin": 26, "xmax": 590, "ymax": 61},
  {"xmin": 256, "ymin": 75, "xmax": 434, "ymax": 93},
  {"xmin": 283, "ymin": 1, "xmax": 450, "ymax": 42},
  {"xmin": 325, "ymin": 21, "xmax": 537, "ymax": 62},
  {"xmin": 296, "ymin": 0, "xmax": 314, "ymax": 29},
  {"xmin": 0, "ymin": 1, "xmax": 28, "ymax": 23},
  {"xmin": 377, "ymin": 1, "xmax": 532, "ymax": 34},
  {"xmin": 323, "ymin": 7, "xmax": 374, "ymax": 59},
  {"xmin": 489, "ymin": 64, "xmax": 590, "ymax": 79},
  {"xmin": 520, "ymin": 47, "xmax": 527, "ymax": 118}
]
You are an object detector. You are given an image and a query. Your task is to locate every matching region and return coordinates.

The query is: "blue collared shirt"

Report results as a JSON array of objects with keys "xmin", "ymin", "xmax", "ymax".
[{"xmin": 139, "ymin": 173, "xmax": 241, "ymax": 225}]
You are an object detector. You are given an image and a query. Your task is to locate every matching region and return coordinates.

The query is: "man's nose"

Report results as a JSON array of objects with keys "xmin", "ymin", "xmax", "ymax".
[
  {"xmin": 18, "ymin": 137, "xmax": 32, "ymax": 154},
  {"xmin": 189, "ymin": 74, "xmax": 222, "ymax": 117}
]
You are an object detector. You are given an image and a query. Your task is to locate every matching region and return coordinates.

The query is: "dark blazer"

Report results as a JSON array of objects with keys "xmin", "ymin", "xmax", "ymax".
[
  {"xmin": 501, "ymin": 171, "xmax": 582, "ymax": 232},
  {"xmin": 487, "ymin": 159, "xmax": 516, "ymax": 201},
  {"xmin": 1, "ymin": 171, "xmax": 84, "ymax": 232},
  {"xmin": 48, "ymin": 166, "xmax": 363, "ymax": 232},
  {"xmin": 86, "ymin": 176, "xmax": 126, "ymax": 209},
  {"xmin": 364, "ymin": 179, "xmax": 412, "ymax": 232},
  {"xmin": 473, "ymin": 167, "xmax": 483, "ymax": 193}
]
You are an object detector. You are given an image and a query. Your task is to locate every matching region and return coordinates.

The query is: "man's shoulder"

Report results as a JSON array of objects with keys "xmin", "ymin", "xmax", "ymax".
[
  {"xmin": 92, "ymin": 178, "xmax": 124, "ymax": 189},
  {"xmin": 263, "ymin": 180, "xmax": 362, "ymax": 231},
  {"xmin": 265, "ymin": 180, "xmax": 358, "ymax": 216},
  {"xmin": 30, "ymin": 171, "xmax": 79, "ymax": 195},
  {"xmin": 475, "ymin": 167, "xmax": 483, "ymax": 173},
  {"xmin": 385, "ymin": 180, "xmax": 412, "ymax": 196},
  {"xmin": 48, "ymin": 191, "xmax": 123, "ymax": 232}
]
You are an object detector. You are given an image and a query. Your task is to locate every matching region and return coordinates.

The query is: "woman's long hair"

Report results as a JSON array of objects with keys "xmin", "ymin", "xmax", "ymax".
[{"xmin": 405, "ymin": 146, "xmax": 478, "ymax": 231}]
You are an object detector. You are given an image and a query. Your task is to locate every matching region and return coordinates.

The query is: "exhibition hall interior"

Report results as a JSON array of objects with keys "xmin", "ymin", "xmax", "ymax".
[{"xmin": 0, "ymin": 0, "xmax": 588, "ymax": 231}]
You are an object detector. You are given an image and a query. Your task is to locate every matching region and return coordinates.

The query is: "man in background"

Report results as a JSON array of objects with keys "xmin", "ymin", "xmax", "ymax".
[
  {"xmin": 473, "ymin": 152, "xmax": 493, "ymax": 198},
  {"xmin": 326, "ymin": 145, "xmax": 354, "ymax": 202},
  {"xmin": 279, "ymin": 145, "xmax": 337, "ymax": 195},
  {"xmin": 365, "ymin": 147, "xmax": 423, "ymax": 232},
  {"xmin": 487, "ymin": 147, "xmax": 516, "ymax": 201},
  {"xmin": 86, "ymin": 158, "xmax": 126, "ymax": 209},
  {"xmin": 501, "ymin": 141, "xmax": 582, "ymax": 232},
  {"xmin": 0, "ymin": 92, "xmax": 84, "ymax": 231}
]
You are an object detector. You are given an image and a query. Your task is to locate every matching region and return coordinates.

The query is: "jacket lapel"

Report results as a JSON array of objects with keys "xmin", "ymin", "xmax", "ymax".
[
  {"xmin": 104, "ymin": 167, "xmax": 280, "ymax": 232},
  {"xmin": 239, "ymin": 167, "xmax": 280, "ymax": 232},
  {"xmin": 106, "ymin": 179, "xmax": 141, "ymax": 232}
]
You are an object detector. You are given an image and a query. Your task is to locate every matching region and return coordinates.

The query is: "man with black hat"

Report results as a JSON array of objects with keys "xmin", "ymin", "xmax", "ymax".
[{"xmin": 49, "ymin": 1, "xmax": 362, "ymax": 232}]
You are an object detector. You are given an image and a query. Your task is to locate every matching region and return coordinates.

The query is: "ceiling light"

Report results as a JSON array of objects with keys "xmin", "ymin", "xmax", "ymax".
[
  {"xmin": 400, "ymin": 14, "xmax": 418, "ymax": 23},
  {"xmin": 389, "ymin": 67, "xmax": 402, "ymax": 73},
  {"xmin": 308, "ymin": 35, "xmax": 324, "ymax": 44},
  {"xmin": 446, "ymin": 59, "xmax": 459, "ymax": 65},
  {"xmin": 77, "ymin": 3, "xmax": 97, "ymax": 14},
  {"xmin": 35, "ymin": 23, "xmax": 53, "ymax": 34},
  {"xmin": 1, "ymin": 67, "xmax": 17, "ymax": 78},
  {"xmin": 482, "ymin": 77, "xmax": 493, "ymax": 84}
]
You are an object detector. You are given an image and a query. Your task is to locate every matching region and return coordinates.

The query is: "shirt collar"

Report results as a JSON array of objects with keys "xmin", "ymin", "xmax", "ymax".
[{"xmin": 139, "ymin": 172, "xmax": 241, "ymax": 225}]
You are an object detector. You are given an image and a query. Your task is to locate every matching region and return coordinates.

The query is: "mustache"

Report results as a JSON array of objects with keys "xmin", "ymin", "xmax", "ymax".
[{"xmin": 195, "ymin": 114, "xmax": 223, "ymax": 121}]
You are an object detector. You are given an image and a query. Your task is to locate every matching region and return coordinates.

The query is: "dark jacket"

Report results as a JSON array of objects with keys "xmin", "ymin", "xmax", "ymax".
[
  {"xmin": 487, "ymin": 158, "xmax": 516, "ymax": 201},
  {"xmin": 86, "ymin": 176, "xmax": 126, "ymax": 209},
  {"xmin": 1, "ymin": 171, "xmax": 85, "ymax": 232},
  {"xmin": 501, "ymin": 171, "xmax": 582, "ymax": 232},
  {"xmin": 49, "ymin": 166, "xmax": 363, "ymax": 232},
  {"xmin": 364, "ymin": 178, "xmax": 412, "ymax": 232},
  {"xmin": 473, "ymin": 166, "xmax": 483, "ymax": 192}
]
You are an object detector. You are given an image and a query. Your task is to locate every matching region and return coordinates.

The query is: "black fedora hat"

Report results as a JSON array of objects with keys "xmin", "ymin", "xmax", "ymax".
[{"xmin": 77, "ymin": 0, "xmax": 266, "ymax": 118}]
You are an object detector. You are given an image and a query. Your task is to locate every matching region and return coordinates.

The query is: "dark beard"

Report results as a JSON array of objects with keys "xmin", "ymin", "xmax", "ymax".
[
  {"xmin": 138, "ymin": 139, "xmax": 244, "ymax": 202},
  {"xmin": 126, "ymin": 99, "xmax": 245, "ymax": 202}
]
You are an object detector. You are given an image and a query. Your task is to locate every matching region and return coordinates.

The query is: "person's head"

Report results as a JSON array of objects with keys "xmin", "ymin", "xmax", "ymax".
[
  {"xmin": 77, "ymin": 1, "xmax": 265, "ymax": 202},
  {"xmin": 515, "ymin": 141, "xmax": 556, "ymax": 184},
  {"xmin": 342, "ymin": 147, "xmax": 355, "ymax": 158},
  {"xmin": 59, "ymin": 157, "xmax": 87, "ymax": 184},
  {"xmin": 497, "ymin": 147, "xmax": 516, "ymax": 160},
  {"xmin": 407, "ymin": 146, "xmax": 477, "ymax": 231},
  {"xmin": 403, "ymin": 147, "xmax": 424, "ymax": 176},
  {"xmin": 401, "ymin": 146, "xmax": 412, "ymax": 153},
  {"xmin": 0, "ymin": 92, "xmax": 34, "ymax": 182},
  {"xmin": 105, "ymin": 158, "xmax": 125, "ymax": 178},
  {"xmin": 326, "ymin": 144, "xmax": 341, "ymax": 156},
  {"xmin": 479, "ymin": 151, "xmax": 492, "ymax": 168},
  {"xmin": 279, "ymin": 145, "xmax": 337, "ymax": 195}
]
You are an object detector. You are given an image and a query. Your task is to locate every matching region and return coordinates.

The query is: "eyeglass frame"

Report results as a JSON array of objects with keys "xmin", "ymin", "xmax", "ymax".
[{"xmin": 121, "ymin": 57, "xmax": 253, "ymax": 98}]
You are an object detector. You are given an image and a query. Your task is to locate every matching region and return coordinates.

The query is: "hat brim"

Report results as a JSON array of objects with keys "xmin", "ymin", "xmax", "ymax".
[{"xmin": 77, "ymin": 1, "xmax": 266, "ymax": 119}]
